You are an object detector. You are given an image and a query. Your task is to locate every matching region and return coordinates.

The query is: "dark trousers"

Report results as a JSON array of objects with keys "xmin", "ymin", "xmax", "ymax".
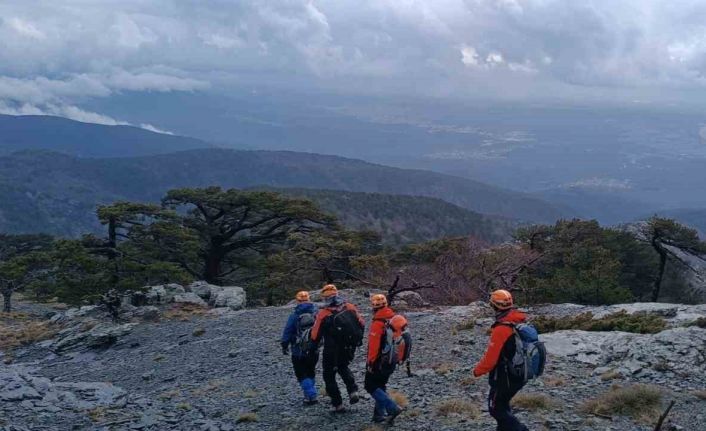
[
  {"xmin": 292, "ymin": 354, "xmax": 318, "ymax": 382},
  {"xmin": 364, "ymin": 368, "xmax": 393, "ymax": 394},
  {"xmin": 488, "ymin": 373, "xmax": 527, "ymax": 431},
  {"xmin": 322, "ymin": 347, "xmax": 358, "ymax": 407}
]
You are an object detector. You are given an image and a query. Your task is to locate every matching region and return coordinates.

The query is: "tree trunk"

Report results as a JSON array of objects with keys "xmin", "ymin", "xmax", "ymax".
[
  {"xmin": 2, "ymin": 289, "xmax": 11, "ymax": 313},
  {"xmin": 203, "ymin": 253, "xmax": 222, "ymax": 284},
  {"xmin": 651, "ymin": 249, "xmax": 667, "ymax": 302}
]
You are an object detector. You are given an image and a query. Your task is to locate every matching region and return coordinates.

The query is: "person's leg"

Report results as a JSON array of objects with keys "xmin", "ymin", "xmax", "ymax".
[
  {"xmin": 301, "ymin": 354, "xmax": 318, "ymax": 401},
  {"xmin": 336, "ymin": 348, "xmax": 359, "ymax": 400},
  {"xmin": 488, "ymin": 380, "xmax": 526, "ymax": 431},
  {"xmin": 365, "ymin": 371, "xmax": 386, "ymax": 422},
  {"xmin": 322, "ymin": 349, "xmax": 343, "ymax": 408}
]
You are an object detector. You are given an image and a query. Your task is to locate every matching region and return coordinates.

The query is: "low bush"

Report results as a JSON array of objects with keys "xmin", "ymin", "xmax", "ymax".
[
  {"xmin": 236, "ymin": 412, "xmax": 258, "ymax": 423},
  {"xmin": 436, "ymin": 398, "xmax": 480, "ymax": 419},
  {"xmin": 580, "ymin": 384, "xmax": 662, "ymax": 423},
  {"xmin": 533, "ymin": 311, "xmax": 666, "ymax": 334}
]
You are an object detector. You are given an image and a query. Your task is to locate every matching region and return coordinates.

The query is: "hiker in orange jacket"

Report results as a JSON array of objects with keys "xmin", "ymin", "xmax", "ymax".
[
  {"xmin": 472, "ymin": 290, "xmax": 529, "ymax": 431},
  {"xmin": 310, "ymin": 284, "xmax": 365, "ymax": 413},
  {"xmin": 365, "ymin": 294, "xmax": 405, "ymax": 424}
]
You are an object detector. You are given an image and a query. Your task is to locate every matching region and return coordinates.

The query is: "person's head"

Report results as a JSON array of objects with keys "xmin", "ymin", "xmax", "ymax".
[
  {"xmin": 295, "ymin": 291, "xmax": 310, "ymax": 303},
  {"xmin": 370, "ymin": 294, "xmax": 388, "ymax": 310},
  {"xmin": 489, "ymin": 289, "xmax": 513, "ymax": 311},
  {"xmin": 321, "ymin": 284, "xmax": 338, "ymax": 304}
]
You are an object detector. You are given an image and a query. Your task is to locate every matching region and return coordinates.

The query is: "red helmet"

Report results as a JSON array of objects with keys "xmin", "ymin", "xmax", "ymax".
[{"xmin": 489, "ymin": 290, "xmax": 513, "ymax": 310}]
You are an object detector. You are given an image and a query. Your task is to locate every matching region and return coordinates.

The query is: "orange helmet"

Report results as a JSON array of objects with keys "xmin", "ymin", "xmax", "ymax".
[
  {"xmin": 321, "ymin": 284, "xmax": 338, "ymax": 298},
  {"xmin": 489, "ymin": 289, "xmax": 513, "ymax": 310},
  {"xmin": 295, "ymin": 291, "xmax": 310, "ymax": 303},
  {"xmin": 370, "ymin": 294, "xmax": 388, "ymax": 309}
]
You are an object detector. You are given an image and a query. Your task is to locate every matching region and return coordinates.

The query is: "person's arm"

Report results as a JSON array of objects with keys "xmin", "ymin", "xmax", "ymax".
[
  {"xmin": 367, "ymin": 319, "xmax": 384, "ymax": 366},
  {"xmin": 310, "ymin": 309, "xmax": 330, "ymax": 343},
  {"xmin": 473, "ymin": 325, "xmax": 513, "ymax": 377},
  {"xmin": 348, "ymin": 303, "xmax": 366, "ymax": 329},
  {"xmin": 281, "ymin": 314, "xmax": 297, "ymax": 344},
  {"xmin": 281, "ymin": 313, "xmax": 297, "ymax": 354}
]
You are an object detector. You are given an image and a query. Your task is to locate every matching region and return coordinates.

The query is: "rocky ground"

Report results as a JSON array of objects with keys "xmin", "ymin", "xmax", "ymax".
[{"xmin": 1, "ymin": 286, "xmax": 705, "ymax": 431}]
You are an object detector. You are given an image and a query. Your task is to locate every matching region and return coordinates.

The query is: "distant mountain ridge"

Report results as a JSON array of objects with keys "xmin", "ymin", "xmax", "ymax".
[
  {"xmin": 0, "ymin": 114, "xmax": 211, "ymax": 157},
  {"xmin": 271, "ymin": 188, "xmax": 517, "ymax": 245}
]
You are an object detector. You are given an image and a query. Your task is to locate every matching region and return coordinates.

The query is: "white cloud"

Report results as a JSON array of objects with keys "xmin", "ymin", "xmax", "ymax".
[{"xmin": 1, "ymin": 0, "xmax": 706, "ymax": 122}]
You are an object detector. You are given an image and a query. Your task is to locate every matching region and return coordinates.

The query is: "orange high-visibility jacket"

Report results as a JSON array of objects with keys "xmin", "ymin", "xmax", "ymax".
[
  {"xmin": 367, "ymin": 306, "xmax": 396, "ymax": 365},
  {"xmin": 473, "ymin": 309, "xmax": 527, "ymax": 377}
]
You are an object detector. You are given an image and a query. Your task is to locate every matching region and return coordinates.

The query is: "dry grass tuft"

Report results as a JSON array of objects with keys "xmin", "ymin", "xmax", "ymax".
[
  {"xmin": 158, "ymin": 389, "xmax": 181, "ymax": 401},
  {"xmin": 599, "ymin": 370, "xmax": 622, "ymax": 381},
  {"xmin": 693, "ymin": 390, "xmax": 706, "ymax": 400},
  {"xmin": 176, "ymin": 402, "xmax": 192, "ymax": 411},
  {"xmin": 433, "ymin": 362, "xmax": 456, "ymax": 375},
  {"xmin": 86, "ymin": 407, "xmax": 106, "ymax": 422},
  {"xmin": 162, "ymin": 303, "xmax": 210, "ymax": 321},
  {"xmin": 455, "ymin": 319, "xmax": 476, "ymax": 331},
  {"xmin": 236, "ymin": 412, "xmax": 259, "ymax": 423},
  {"xmin": 192, "ymin": 379, "xmax": 225, "ymax": 396},
  {"xmin": 580, "ymin": 384, "xmax": 662, "ymax": 423},
  {"xmin": 436, "ymin": 398, "xmax": 481, "ymax": 419},
  {"xmin": 0, "ymin": 318, "xmax": 59, "ymax": 352},
  {"xmin": 389, "ymin": 390, "xmax": 409, "ymax": 408},
  {"xmin": 543, "ymin": 376, "xmax": 566, "ymax": 387},
  {"xmin": 511, "ymin": 393, "xmax": 558, "ymax": 410}
]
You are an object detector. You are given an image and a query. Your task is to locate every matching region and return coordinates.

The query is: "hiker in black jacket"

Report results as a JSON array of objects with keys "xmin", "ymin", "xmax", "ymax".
[{"xmin": 310, "ymin": 284, "xmax": 365, "ymax": 413}]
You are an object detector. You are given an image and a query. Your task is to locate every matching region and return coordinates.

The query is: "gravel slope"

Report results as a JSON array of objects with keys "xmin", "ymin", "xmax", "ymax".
[{"xmin": 2, "ymin": 300, "xmax": 705, "ymax": 431}]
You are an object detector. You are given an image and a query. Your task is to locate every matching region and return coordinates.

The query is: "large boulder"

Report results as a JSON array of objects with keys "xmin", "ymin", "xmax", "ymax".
[
  {"xmin": 173, "ymin": 292, "xmax": 207, "ymax": 307},
  {"xmin": 144, "ymin": 283, "xmax": 185, "ymax": 305},
  {"xmin": 209, "ymin": 286, "xmax": 247, "ymax": 310},
  {"xmin": 188, "ymin": 281, "xmax": 216, "ymax": 300},
  {"xmin": 542, "ymin": 326, "xmax": 706, "ymax": 376},
  {"xmin": 49, "ymin": 322, "xmax": 136, "ymax": 353}
]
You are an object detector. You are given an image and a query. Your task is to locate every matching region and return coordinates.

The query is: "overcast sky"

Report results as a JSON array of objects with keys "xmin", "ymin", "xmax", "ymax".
[{"xmin": 2, "ymin": 0, "xmax": 706, "ymax": 129}]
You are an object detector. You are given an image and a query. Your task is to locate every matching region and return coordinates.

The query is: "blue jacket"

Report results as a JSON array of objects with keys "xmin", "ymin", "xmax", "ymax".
[{"xmin": 281, "ymin": 302, "xmax": 318, "ymax": 357}]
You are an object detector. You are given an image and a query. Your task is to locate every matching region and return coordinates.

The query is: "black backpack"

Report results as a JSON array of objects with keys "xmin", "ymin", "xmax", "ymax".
[
  {"xmin": 295, "ymin": 312, "xmax": 317, "ymax": 355},
  {"xmin": 330, "ymin": 306, "xmax": 363, "ymax": 348}
]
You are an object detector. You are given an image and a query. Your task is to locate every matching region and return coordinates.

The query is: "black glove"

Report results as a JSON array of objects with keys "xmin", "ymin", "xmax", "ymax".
[{"xmin": 281, "ymin": 343, "xmax": 289, "ymax": 355}]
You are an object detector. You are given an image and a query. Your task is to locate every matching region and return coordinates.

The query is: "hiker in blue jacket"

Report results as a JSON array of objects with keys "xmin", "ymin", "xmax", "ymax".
[{"xmin": 281, "ymin": 291, "xmax": 320, "ymax": 405}]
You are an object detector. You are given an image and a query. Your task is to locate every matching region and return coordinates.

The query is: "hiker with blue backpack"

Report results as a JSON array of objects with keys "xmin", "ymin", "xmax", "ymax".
[
  {"xmin": 281, "ymin": 291, "xmax": 320, "ymax": 406},
  {"xmin": 364, "ymin": 294, "xmax": 410, "ymax": 425},
  {"xmin": 473, "ymin": 289, "xmax": 546, "ymax": 431}
]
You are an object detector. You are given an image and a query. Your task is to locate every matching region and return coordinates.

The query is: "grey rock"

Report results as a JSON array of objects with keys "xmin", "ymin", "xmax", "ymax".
[
  {"xmin": 209, "ymin": 286, "xmax": 246, "ymax": 310},
  {"xmin": 173, "ymin": 292, "xmax": 207, "ymax": 307},
  {"xmin": 50, "ymin": 322, "xmax": 136, "ymax": 353}
]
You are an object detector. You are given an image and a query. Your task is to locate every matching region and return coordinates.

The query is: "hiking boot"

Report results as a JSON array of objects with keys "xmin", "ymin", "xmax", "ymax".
[
  {"xmin": 330, "ymin": 405, "xmax": 346, "ymax": 414},
  {"xmin": 372, "ymin": 414, "xmax": 386, "ymax": 423},
  {"xmin": 386, "ymin": 407, "xmax": 404, "ymax": 425},
  {"xmin": 303, "ymin": 398, "xmax": 319, "ymax": 406},
  {"xmin": 349, "ymin": 391, "xmax": 360, "ymax": 404}
]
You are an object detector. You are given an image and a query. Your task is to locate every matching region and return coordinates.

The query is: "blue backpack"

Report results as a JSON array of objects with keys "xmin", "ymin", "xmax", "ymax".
[{"xmin": 499, "ymin": 322, "xmax": 546, "ymax": 383}]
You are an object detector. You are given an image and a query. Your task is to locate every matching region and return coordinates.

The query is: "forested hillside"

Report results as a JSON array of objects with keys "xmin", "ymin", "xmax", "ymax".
[
  {"xmin": 0, "ymin": 149, "xmax": 572, "ymax": 237},
  {"xmin": 275, "ymin": 188, "xmax": 516, "ymax": 245}
]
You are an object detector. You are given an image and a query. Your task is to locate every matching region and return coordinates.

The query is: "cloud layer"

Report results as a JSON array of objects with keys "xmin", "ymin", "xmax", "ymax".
[{"xmin": 2, "ymin": 0, "xmax": 706, "ymax": 127}]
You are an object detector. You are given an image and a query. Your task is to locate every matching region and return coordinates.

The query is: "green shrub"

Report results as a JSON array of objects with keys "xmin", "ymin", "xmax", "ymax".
[{"xmin": 533, "ymin": 311, "xmax": 666, "ymax": 334}]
